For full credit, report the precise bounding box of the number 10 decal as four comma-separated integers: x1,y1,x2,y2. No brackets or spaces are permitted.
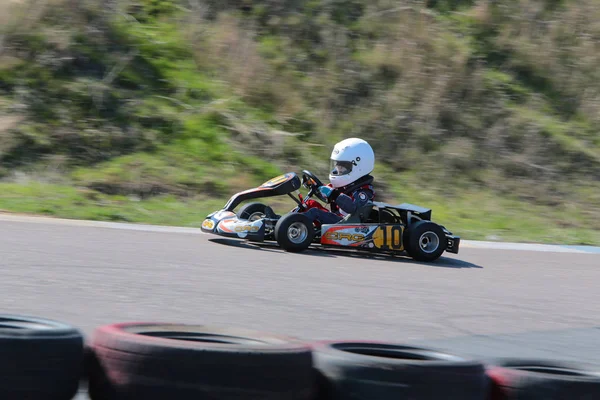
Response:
373,225,404,250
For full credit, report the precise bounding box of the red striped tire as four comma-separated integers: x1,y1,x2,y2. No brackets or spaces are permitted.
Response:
487,358,600,400
86,322,316,400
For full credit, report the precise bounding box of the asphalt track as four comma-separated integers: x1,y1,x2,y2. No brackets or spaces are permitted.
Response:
2,213,600,376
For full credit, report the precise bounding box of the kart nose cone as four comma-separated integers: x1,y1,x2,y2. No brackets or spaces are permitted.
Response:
201,219,216,231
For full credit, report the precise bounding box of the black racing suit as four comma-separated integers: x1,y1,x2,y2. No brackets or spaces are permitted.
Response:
303,175,375,224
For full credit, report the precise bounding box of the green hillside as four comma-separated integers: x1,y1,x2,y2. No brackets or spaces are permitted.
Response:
0,0,598,244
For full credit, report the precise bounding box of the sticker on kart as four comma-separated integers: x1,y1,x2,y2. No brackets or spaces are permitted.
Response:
213,210,235,220
260,173,294,188
321,224,405,251
202,219,215,230
217,218,264,238
372,225,405,251
321,225,379,247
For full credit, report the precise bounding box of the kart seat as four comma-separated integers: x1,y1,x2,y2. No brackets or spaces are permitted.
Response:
340,203,376,224
379,208,399,224
339,203,399,224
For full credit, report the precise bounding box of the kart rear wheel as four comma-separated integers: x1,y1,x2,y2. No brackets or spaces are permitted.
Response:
404,220,446,262
275,213,314,252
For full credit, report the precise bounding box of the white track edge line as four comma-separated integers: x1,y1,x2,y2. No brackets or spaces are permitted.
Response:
0,212,598,253
0,213,205,234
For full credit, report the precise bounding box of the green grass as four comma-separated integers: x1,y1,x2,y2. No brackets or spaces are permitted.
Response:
1,179,598,246
0,182,224,226
0,0,598,246
395,186,600,246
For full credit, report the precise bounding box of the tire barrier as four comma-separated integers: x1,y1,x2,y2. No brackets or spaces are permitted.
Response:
310,341,489,400
86,322,316,400
486,358,600,400
2,313,600,400
0,314,85,400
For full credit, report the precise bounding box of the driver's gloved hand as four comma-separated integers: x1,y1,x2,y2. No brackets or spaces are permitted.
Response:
319,186,340,202
319,186,333,198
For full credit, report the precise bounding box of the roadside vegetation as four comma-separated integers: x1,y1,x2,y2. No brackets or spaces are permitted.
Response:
0,0,598,244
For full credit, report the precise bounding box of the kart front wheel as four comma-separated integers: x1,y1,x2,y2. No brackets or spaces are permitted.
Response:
274,213,314,252
237,202,271,221
405,220,446,262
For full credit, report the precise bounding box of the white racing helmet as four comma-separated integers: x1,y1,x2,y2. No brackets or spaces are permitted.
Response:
329,138,375,189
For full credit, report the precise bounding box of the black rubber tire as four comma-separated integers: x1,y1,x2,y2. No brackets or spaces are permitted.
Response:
237,202,271,220
0,314,85,400
311,341,489,400
402,227,414,258
486,358,600,400
87,322,316,400
274,213,315,252
404,220,446,262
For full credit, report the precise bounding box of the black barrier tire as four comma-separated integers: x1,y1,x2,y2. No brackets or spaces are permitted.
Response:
0,314,85,400
486,358,600,400
87,322,316,400
311,341,489,400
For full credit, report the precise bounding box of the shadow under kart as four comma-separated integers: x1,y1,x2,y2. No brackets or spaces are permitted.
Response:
200,171,460,262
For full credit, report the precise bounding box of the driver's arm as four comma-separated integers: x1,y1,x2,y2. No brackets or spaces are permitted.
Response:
333,189,373,214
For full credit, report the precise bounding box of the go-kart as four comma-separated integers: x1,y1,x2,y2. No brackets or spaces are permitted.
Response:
201,171,460,262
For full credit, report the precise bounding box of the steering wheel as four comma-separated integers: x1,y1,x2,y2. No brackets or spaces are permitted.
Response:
301,170,328,202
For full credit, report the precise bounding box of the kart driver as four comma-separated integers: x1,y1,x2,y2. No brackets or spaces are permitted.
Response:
302,137,376,225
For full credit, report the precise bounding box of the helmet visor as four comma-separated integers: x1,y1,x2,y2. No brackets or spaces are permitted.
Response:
330,160,353,176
